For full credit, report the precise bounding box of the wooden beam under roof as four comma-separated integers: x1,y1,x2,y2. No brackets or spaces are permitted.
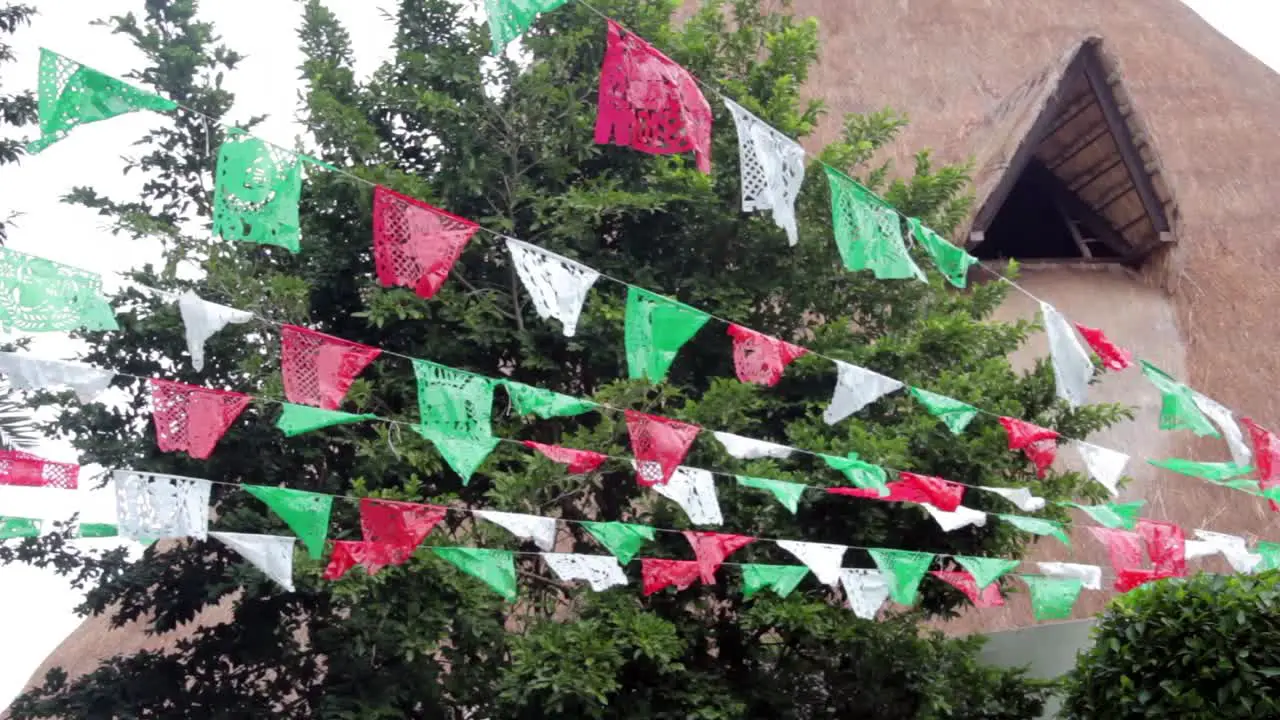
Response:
1023,160,1131,258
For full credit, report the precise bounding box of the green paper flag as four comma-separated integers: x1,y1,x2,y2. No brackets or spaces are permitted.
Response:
28,48,177,154
0,248,119,332
737,476,807,514
1148,458,1253,481
624,288,711,382
824,165,924,281
502,381,597,419
212,131,304,252
909,387,979,435
243,485,334,559
1254,541,1280,572
954,555,1021,589
822,454,889,494
415,425,500,486
1219,478,1263,492
78,523,119,538
908,218,978,288
741,564,809,599
276,403,376,437
1021,575,1083,621
433,547,517,601
483,0,570,54
1064,500,1144,530
581,521,655,564
868,548,935,605
414,359,496,440
0,516,40,539
997,514,1071,546
1139,361,1220,437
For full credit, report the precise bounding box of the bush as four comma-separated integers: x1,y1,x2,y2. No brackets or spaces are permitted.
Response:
1061,571,1280,718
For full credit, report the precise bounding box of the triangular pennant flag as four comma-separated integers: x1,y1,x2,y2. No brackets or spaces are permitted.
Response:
0,352,113,402
0,516,41,539
723,98,806,245
1115,567,1166,593
595,20,713,173
868,548,935,605
1183,539,1219,562
522,441,608,474
210,531,296,591
652,467,723,525
641,558,703,595
736,475,807,514
931,570,1004,608
840,568,891,619
371,185,479,298
1089,526,1145,574
907,218,977,288
1137,518,1187,578
1075,323,1133,371
504,238,600,337
997,513,1071,546
828,479,946,508
483,0,570,54
414,360,496,440
713,432,794,460
1066,500,1144,530
1253,541,1280,572
281,325,381,411
27,48,177,154
149,379,250,460
924,504,988,532
624,288,711,382
1041,302,1094,407
823,165,923,281
1021,575,1083,620
580,521,655,564
0,450,78,489
625,410,701,487
1149,457,1252,481
323,540,411,579
1037,562,1103,590
212,131,303,252
908,387,978,435
741,564,809,599
998,417,1060,477
359,498,447,549
898,471,964,512
415,424,500,485
683,531,755,584
726,324,807,387
177,292,253,371
1139,361,1220,437
978,486,1045,512
475,510,558,551
1191,392,1253,466
276,403,375,437
0,248,118,332
112,470,212,541
243,485,334,559
1192,530,1261,573
1074,441,1128,496
954,555,1021,590
823,360,904,424
78,523,118,538
774,540,845,585
821,454,889,495
433,547,517,601
502,380,596,419
1241,417,1280,511
541,553,628,591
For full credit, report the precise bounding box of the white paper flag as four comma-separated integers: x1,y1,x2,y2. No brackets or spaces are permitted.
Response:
1183,540,1219,562
210,531,296,591
541,552,628,591
723,98,807,246
774,540,846,585
652,466,723,525
923,504,988,532
712,431,794,460
177,291,253,372
978,486,1046,512
839,568,890,620
1191,392,1252,467
1192,529,1261,573
1037,562,1102,590
0,352,114,402
823,361,903,425
1041,302,1093,407
475,510,558,551
113,469,212,542
1074,441,1128,496
505,238,601,337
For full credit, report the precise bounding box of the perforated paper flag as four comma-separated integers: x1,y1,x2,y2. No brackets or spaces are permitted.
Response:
897,472,964,512
372,186,479,299
641,558,703,595
414,359,496,439
1137,518,1187,578
243,485,334,560
281,325,381,411
113,469,212,542
1074,441,1128,496
626,410,700,487
684,531,754,584
908,387,978,435
723,98,806,245
1149,457,1252,481
908,218,977,288
505,238,599,337
775,540,845,585
924,504,988,532
433,547,517,601
999,416,1060,477
1037,562,1102,590
178,292,253,371
727,324,807,387
415,424,500,485
1021,575,1082,620
78,523,118,538
997,514,1070,546
713,432,793,460
736,475,807,514
625,288,710,382
1089,526,1144,575
476,510,558,552
522,441,608,474
502,380,596,419
541,553,628,591
150,379,250,460
0,450,78,489
483,0,570,54
0,353,113,402
276,404,375,437
1255,542,1280,572
932,570,1004,608
821,454,889,495
1139,361,1220,437
840,568,890,619
652,466,723,525
868,548,935,605
324,540,411,579
359,498,447,550
1191,530,1261,573
210,532,296,592
0,516,41,539
212,132,302,252
823,360,904,424
741,564,809,599
0,248,118,332
954,555,1020,590
1241,417,1280,511
1191,392,1252,467
1041,302,1093,407
595,20,713,173
977,486,1045,512
1075,323,1133,371
1067,500,1143,530
824,165,923,281
580,521,654,564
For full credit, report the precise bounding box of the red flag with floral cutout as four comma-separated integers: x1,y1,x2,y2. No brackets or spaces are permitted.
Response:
359,498,447,550
683,531,755,584
999,417,1060,477
1075,323,1133,371
1089,526,1144,575
323,540,412,580
641,558,703,595
280,325,381,410
0,450,78,489
727,324,807,387
625,410,701,486
150,379,250,460
1136,518,1187,578
1241,417,1280,511
521,440,609,474
931,570,1004,608
371,186,479,299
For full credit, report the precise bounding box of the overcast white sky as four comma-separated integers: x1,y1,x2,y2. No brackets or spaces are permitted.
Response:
0,0,1276,709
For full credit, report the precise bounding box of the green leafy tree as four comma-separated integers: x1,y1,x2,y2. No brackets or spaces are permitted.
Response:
5,0,1129,717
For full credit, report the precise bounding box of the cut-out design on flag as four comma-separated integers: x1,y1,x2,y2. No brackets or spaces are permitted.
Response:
360,498,447,550
908,217,977,288
998,417,1060,477
522,441,608,474
281,325,381,410
1041,302,1093,407
178,292,253,371
113,470,211,542
775,540,845,585
541,553,628,591
505,238,599,337
210,532,296,592
0,248,118,332
243,485,334,560
433,547,517,601
1075,323,1133,371
896,472,964,512
824,360,904,425
625,288,710,382
502,380,597,419
414,360,496,439
149,379,250,460
1191,530,1261,573
595,20,713,173
625,410,700,487
824,165,923,280
909,387,978,435
276,404,375,437
1191,392,1252,467
324,540,411,579
1074,441,1128,496
0,516,41,539
475,510,558,552
641,558,703,595
712,432,793,460
1149,457,1252,481
1037,562,1102,590
372,185,479,299
1241,417,1280,511
868,548,935,605
483,0,570,54
821,454,889,494
923,504,987,532
741,564,809,599
415,425,500,486
652,466,723,525
727,324,807,387
997,514,1071,546
723,98,806,245
840,568,890,619
0,353,113,402
683,531,754,584
0,450,78,489
977,486,1045,512
1021,575,1082,620
1066,500,1144,530
954,555,1020,590
1139,361,1220,437
932,570,1004,608
736,475,806,514
1089,526,1145,579
580,521,654,564
212,131,303,252
1137,518,1187,578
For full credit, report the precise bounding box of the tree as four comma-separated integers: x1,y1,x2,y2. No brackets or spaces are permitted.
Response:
5,0,1127,716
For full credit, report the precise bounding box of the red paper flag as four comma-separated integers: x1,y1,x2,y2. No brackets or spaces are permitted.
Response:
1089,526,1145,574
323,540,412,580
625,410,701,487
594,20,713,174
999,417,1060,477
1115,567,1164,593
931,570,1005,608
1136,518,1187,578
150,379,250,460
682,531,755,584
1075,323,1133,371
828,480,932,505
898,472,965,512
521,441,609,474
359,498,447,550
1241,417,1280,511
641,558,703,595
371,185,480,299
0,450,78,489
280,325,381,410
727,325,807,387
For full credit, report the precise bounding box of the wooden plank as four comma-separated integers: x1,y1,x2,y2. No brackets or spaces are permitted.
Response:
1025,160,1130,257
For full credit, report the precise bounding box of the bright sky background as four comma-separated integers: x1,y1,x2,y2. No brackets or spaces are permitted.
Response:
0,0,1276,709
